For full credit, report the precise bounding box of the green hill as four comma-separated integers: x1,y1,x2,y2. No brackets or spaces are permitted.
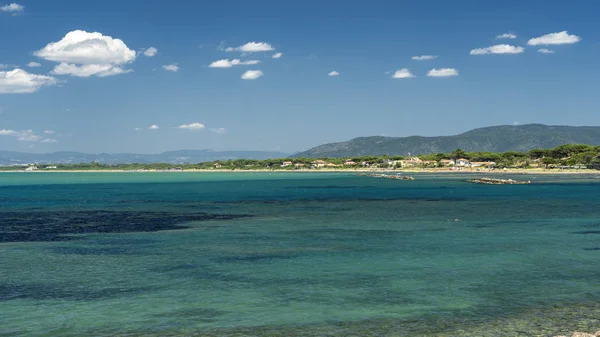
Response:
292,124,600,158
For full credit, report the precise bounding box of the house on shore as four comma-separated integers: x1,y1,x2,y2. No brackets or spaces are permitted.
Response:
440,159,455,166
25,166,38,171
312,160,328,168
343,160,357,166
455,158,470,167
281,161,293,167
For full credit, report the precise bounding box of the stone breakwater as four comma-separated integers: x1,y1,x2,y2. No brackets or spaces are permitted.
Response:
356,173,415,180
467,177,531,185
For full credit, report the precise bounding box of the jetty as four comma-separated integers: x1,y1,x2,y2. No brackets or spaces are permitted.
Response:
467,178,531,185
357,173,415,180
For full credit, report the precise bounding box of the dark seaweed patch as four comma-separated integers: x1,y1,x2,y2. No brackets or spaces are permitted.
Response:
0,210,250,243
571,230,600,235
583,247,600,251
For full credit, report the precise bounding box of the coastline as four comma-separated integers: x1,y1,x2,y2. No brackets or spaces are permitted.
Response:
1,168,599,174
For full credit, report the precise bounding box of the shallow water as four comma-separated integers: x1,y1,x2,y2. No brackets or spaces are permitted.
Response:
1,172,599,336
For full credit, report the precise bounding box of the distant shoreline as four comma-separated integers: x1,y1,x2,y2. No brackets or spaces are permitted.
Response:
1,168,599,175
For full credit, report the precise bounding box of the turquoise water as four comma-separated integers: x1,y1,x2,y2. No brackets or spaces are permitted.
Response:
1,172,600,336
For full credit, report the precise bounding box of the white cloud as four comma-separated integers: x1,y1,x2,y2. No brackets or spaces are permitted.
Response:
210,128,226,134
27,62,42,68
0,129,54,142
143,47,158,57
427,68,459,77
0,69,57,94
527,31,581,46
162,64,179,72
496,33,517,39
178,122,205,130
149,125,159,130
538,48,555,54
328,71,339,76
51,63,132,77
241,70,263,80
411,55,437,61
208,59,260,68
0,129,17,136
470,44,525,55
226,42,274,52
44,130,54,134
134,127,142,131
272,52,283,59
0,3,23,12
34,30,136,77
16,130,40,142
392,68,415,79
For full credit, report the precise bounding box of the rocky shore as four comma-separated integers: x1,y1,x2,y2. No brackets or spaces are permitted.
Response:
467,177,531,185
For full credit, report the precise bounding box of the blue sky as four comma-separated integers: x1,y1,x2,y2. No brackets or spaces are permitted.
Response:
1,0,599,154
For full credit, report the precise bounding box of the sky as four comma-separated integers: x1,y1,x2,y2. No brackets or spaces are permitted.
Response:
1,0,600,154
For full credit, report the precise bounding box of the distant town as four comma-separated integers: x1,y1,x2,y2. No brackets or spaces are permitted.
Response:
2,144,599,172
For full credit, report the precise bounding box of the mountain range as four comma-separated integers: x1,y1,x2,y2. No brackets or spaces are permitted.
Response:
292,124,600,158
0,150,288,166
3,124,600,164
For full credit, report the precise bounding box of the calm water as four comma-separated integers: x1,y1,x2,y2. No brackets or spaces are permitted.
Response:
1,172,600,336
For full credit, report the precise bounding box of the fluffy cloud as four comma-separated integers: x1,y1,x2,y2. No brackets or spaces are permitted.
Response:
143,47,158,57
328,71,340,76
1,129,56,142
208,59,260,68
0,69,57,94
226,42,274,52
27,62,41,68
411,55,437,61
0,129,17,136
34,30,136,77
51,63,132,77
470,44,525,55
527,31,581,46
0,3,23,12
272,52,283,59
392,68,415,79
16,130,40,142
210,128,226,134
538,48,555,54
149,125,159,130
241,70,263,80
427,68,459,77
496,33,517,39
162,64,179,72
178,123,205,130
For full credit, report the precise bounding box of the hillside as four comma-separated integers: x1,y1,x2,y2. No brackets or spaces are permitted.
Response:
292,124,600,158
0,149,288,166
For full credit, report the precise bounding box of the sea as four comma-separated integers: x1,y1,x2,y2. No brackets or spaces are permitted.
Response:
1,172,599,336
